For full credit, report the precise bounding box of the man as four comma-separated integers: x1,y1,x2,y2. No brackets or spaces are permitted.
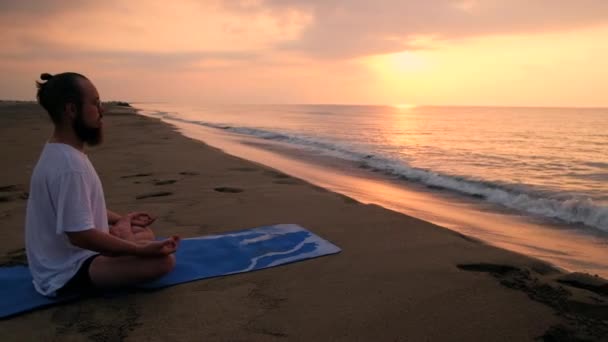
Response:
25,72,179,297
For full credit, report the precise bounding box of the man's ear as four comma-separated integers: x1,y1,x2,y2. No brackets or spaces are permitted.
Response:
64,102,77,120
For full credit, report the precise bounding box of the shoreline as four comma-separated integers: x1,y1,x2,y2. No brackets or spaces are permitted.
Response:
1,102,607,340
137,104,608,279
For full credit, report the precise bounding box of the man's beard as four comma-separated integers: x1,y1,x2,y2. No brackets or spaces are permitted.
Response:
73,111,103,146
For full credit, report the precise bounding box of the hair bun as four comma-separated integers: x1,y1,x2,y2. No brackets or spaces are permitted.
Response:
40,73,53,81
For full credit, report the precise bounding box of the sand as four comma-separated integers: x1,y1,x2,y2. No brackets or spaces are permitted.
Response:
0,101,607,341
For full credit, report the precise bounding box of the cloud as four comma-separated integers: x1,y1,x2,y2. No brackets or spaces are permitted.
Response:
0,37,258,72
0,0,309,72
0,0,608,103
0,0,94,13
224,0,608,58
3,0,608,63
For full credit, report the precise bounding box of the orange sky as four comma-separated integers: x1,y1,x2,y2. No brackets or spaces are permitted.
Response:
1,0,608,107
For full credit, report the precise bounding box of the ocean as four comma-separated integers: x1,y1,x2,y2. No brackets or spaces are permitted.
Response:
135,103,608,277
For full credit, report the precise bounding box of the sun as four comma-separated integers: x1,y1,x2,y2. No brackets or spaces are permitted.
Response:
386,51,429,73
393,103,417,110
364,51,429,75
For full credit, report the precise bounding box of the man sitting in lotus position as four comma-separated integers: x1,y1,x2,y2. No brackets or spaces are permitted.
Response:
25,72,179,297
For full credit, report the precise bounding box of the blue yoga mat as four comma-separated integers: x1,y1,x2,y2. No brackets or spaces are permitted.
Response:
0,224,340,319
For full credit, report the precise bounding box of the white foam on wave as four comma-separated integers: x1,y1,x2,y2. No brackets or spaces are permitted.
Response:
147,112,608,232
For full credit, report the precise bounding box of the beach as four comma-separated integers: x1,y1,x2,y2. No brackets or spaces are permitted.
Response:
1,102,607,341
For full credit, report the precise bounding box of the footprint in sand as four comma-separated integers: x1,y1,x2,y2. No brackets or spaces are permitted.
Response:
459,262,608,340
135,191,173,200
214,187,243,193
179,171,200,176
457,263,519,276
0,185,19,192
135,179,177,185
265,170,291,179
265,171,305,186
152,179,177,186
0,184,27,202
557,273,608,296
121,173,153,179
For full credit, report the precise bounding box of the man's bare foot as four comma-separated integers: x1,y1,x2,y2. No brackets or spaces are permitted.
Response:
132,225,155,241
110,215,135,241
135,236,180,256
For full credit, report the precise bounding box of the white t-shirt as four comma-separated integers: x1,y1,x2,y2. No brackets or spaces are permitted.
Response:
25,143,109,296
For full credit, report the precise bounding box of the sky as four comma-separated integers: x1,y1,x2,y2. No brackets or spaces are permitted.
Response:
1,0,608,107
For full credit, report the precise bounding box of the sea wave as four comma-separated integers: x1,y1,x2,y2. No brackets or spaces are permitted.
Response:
144,111,608,232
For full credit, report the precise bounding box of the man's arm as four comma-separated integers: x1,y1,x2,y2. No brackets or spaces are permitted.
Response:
66,229,179,257
67,229,137,256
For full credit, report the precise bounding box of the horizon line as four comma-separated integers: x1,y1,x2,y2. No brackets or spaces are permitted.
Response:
2,98,607,110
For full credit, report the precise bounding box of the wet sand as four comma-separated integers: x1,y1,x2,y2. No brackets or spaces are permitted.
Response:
1,101,607,341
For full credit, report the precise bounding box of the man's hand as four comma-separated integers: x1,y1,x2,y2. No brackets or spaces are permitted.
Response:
135,236,180,257
129,212,156,227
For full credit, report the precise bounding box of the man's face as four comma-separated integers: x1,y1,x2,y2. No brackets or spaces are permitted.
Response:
73,78,104,146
